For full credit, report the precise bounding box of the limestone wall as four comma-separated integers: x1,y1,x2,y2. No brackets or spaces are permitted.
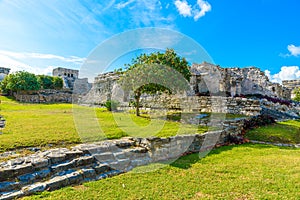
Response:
282,80,300,99
191,63,291,99
140,95,261,116
14,90,73,103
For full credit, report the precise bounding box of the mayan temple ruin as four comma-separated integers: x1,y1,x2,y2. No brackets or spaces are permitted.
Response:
80,62,292,105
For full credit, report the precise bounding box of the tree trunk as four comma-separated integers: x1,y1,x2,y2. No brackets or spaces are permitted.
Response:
135,90,141,116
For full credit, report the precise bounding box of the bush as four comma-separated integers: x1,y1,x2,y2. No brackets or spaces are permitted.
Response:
104,100,119,111
37,75,63,90
1,71,41,94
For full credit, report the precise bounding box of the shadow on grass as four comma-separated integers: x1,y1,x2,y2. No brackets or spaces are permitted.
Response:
170,143,299,170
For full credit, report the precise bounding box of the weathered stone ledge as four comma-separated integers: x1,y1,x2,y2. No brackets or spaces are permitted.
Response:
0,127,236,200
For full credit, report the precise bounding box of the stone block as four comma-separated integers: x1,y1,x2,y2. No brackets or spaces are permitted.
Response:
31,158,49,169
51,160,76,172
94,164,111,174
66,171,83,185
80,168,96,179
22,183,46,195
94,152,115,162
0,181,20,193
75,156,95,167
47,153,66,164
46,176,69,191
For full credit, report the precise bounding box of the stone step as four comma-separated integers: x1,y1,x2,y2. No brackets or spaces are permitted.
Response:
0,164,120,200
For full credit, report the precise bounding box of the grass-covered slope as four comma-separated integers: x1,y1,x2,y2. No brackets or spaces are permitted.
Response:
24,144,300,200
246,120,300,144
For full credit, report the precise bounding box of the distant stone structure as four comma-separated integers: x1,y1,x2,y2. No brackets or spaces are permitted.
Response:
79,72,121,104
191,62,291,99
52,67,79,90
282,80,300,99
52,67,91,94
0,67,10,81
81,62,292,107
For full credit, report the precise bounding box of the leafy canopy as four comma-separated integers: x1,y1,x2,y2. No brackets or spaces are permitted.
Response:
119,48,191,116
1,71,63,94
1,71,40,93
122,48,191,94
37,75,63,90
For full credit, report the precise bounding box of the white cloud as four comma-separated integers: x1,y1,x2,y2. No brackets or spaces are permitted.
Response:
265,66,300,83
0,50,85,65
0,50,84,75
174,0,192,17
174,0,211,21
116,0,135,9
194,0,212,21
287,44,300,57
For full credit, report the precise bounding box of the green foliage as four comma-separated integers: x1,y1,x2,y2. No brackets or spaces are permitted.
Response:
37,75,63,89
0,75,10,93
293,87,300,102
120,48,191,116
1,71,40,93
0,72,63,94
37,75,53,89
103,100,119,111
53,77,63,89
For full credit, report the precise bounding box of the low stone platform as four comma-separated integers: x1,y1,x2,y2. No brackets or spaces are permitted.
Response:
0,131,226,200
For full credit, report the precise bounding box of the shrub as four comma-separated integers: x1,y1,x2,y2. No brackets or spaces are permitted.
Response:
104,100,119,111
1,71,41,94
37,75,63,90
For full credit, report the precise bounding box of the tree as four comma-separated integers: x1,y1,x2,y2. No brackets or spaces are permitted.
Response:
37,75,63,89
119,49,191,116
293,88,300,102
53,77,63,90
37,75,54,89
1,71,40,94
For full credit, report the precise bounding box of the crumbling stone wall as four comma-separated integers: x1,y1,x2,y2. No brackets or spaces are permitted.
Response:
14,90,74,103
79,72,121,104
282,80,300,99
191,62,291,99
140,95,261,116
0,67,10,82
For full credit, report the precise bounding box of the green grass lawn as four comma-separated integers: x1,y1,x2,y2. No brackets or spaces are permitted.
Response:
23,144,300,200
246,120,300,144
0,96,205,152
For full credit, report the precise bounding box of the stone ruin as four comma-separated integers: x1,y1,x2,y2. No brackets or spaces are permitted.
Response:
80,62,292,105
52,67,91,93
191,62,291,99
282,80,300,99
0,67,10,82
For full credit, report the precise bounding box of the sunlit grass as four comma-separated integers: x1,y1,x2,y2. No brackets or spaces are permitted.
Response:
0,96,206,152
246,120,300,144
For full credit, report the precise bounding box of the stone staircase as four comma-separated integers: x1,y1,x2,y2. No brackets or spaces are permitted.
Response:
0,138,152,200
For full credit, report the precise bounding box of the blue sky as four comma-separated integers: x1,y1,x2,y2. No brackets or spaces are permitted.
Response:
0,0,299,83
